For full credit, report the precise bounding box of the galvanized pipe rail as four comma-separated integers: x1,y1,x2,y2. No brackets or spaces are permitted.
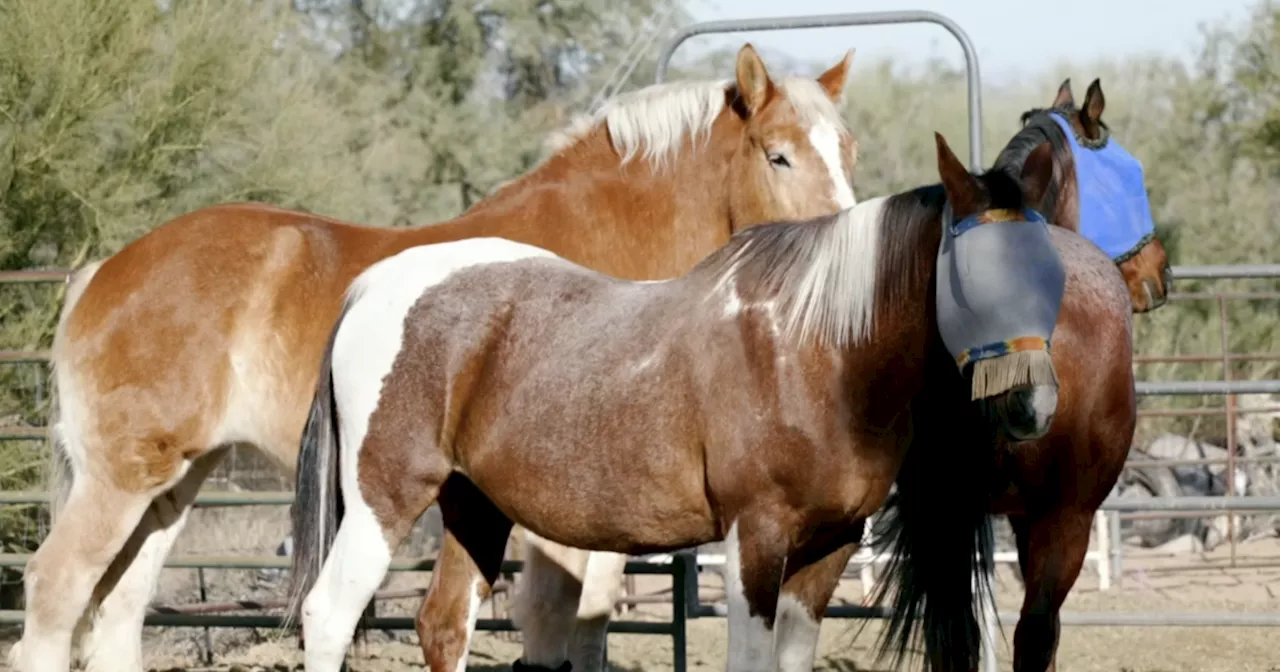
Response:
0,555,696,671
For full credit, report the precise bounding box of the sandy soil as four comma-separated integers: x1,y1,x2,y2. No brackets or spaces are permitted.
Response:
4,506,1280,672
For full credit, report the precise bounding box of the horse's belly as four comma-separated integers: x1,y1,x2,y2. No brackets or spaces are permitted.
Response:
465,439,716,555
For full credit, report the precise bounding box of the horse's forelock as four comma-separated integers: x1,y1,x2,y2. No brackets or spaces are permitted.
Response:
777,77,848,134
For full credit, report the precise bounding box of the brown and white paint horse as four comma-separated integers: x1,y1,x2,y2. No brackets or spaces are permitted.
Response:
10,45,859,672
532,77,1173,672
285,131,1063,672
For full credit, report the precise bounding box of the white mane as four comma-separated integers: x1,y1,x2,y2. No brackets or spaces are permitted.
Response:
540,76,849,170
710,196,886,349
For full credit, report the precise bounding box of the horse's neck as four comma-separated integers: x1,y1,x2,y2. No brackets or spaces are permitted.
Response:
823,195,945,429
999,122,1080,234
390,120,738,279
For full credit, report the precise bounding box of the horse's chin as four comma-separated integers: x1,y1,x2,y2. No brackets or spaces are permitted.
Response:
978,383,1059,442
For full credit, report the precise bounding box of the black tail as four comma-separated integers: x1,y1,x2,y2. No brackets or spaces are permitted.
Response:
283,300,351,632
864,348,1001,672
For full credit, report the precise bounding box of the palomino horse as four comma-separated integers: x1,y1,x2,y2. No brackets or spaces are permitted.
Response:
512,77,1175,672
10,45,859,672
866,79,1152,672
286,130,1068,672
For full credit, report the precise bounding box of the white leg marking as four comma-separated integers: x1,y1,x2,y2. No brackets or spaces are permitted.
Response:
453,575,485,672
80,504,193,672
577,551,628,620
774,593,821,672
808,121,857,209
299,484,393,672
724,521,774,672
80,451,223,672
13,482,154,672
300,364,394,672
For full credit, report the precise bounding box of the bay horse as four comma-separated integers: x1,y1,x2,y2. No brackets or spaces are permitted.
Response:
511,77,1173,672
866,78,1151,672
286,130,1067,672
9,44,860,672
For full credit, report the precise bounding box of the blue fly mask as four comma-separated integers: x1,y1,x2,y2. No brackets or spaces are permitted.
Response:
935,205,1067,400
1049,111,1156,261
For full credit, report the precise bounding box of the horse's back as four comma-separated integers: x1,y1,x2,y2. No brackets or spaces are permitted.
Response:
61,203,388,339
1050,227,1134,322
1049,226,1134,353
333,237,568,426
346,237,564,308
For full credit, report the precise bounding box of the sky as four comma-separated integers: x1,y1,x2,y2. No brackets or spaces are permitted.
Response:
670,0,1255,85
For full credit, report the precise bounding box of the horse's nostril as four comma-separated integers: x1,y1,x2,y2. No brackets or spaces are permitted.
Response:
1162,265,1174,294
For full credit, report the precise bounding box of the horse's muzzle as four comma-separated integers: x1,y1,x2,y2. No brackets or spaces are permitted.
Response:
978,383,1059,442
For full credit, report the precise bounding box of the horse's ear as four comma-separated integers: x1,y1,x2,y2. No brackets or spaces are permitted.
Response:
816,49,854,102
935,132,983,218
735,43,776,118
1021,141,1055,212
1081,78,1106,138
1052,78,1074,108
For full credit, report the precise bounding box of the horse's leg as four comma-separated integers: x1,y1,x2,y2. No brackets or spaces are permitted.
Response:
300,465,445,672
11,470,160,672
724,516,792,672
413,477,514,672
568,550,629,672
773,524,863,672
78,448,229,672
1010,508,1094,672
507,531,589,671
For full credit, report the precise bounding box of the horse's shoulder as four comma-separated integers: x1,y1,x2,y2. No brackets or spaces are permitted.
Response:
1048,226,1131,319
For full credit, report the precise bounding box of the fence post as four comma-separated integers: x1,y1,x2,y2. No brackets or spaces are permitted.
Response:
1094,510,1111,591
671,551,693,672
1108,511,1123,586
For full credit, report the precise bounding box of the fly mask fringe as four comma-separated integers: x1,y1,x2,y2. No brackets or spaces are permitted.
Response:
970,349,1058,400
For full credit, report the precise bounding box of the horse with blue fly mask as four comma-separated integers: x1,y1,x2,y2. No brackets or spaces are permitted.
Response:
867,78,1152,672
995,77,1171,313
283,131,1066,672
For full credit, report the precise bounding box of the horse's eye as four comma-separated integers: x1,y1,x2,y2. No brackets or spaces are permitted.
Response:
767,152,791,168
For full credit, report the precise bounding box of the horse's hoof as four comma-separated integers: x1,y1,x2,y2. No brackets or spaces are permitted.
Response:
512,659,572,672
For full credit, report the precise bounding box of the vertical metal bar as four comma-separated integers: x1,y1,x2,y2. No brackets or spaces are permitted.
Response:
1108,511,1124,587
34,365,44,420
1219,295,1238,567
653,11,984,169
1094,510,1111,591
671,552,690,672
197,567,213,665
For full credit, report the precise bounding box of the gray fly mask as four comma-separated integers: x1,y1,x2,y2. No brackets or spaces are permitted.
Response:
935,205,1067,400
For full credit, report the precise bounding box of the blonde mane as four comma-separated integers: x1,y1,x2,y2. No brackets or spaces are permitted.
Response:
540,76,848,170
701,196,886,349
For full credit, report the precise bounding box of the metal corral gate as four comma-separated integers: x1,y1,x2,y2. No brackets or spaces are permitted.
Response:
2,11,1280,672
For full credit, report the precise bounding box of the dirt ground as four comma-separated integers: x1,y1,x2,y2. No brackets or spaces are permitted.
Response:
4,506,1280,672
